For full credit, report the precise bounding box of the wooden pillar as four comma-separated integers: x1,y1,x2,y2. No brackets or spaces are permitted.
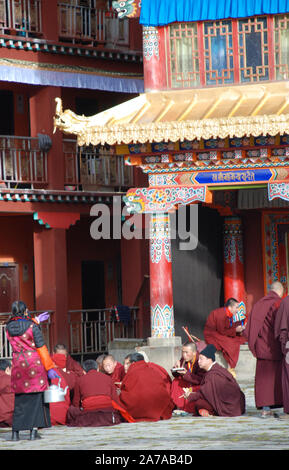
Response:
143,26,167,91
33,227,69,347
223,216,246,303
149,213,175,338
41,0,59,42
29,86,64,190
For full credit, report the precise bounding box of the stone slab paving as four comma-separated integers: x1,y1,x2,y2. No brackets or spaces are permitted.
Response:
0,380,288,451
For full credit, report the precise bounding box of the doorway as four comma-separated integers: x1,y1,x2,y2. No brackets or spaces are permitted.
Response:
0,264,19,313
81,260,105,311
0,91,14,135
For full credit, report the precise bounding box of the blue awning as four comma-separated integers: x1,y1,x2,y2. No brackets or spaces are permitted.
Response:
140,0,289,26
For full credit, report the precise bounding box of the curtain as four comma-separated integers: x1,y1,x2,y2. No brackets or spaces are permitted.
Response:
140,0,289,26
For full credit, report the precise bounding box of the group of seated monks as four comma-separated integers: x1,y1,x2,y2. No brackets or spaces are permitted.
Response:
0,340,246,428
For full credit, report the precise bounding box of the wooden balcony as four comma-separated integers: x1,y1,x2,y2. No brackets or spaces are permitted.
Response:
63,139,134,191
58,2,129,47
0,1,131,49
0,0,42,37
0,135,48,189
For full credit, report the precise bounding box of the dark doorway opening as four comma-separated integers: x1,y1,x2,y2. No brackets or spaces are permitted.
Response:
81,260,105,319
0,91,14,135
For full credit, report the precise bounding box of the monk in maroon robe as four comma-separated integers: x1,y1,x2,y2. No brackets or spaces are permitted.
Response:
171,342,205,414
274,294,289,418
185,344,246,417
53,344,85,378
0,359,14,427
244,282,283,416
67,359,134,426
204,298,246,373
102,355,125,389
119,353,174,422
51,352,77,391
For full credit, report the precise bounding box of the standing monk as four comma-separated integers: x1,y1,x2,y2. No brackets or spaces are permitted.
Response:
203,298,246,376
274,293,289,419
244,281,283,417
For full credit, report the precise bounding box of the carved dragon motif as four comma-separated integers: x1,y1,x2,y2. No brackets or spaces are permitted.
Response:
112,0,141,19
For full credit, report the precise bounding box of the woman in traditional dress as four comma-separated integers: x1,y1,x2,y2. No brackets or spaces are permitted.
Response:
6,300,59,440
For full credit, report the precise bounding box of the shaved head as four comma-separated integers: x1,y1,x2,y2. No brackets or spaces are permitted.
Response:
270,281,284,297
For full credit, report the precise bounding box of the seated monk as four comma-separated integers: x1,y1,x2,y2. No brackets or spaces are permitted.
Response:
184,344,246,417
51,351,77,393
119,353,174,422
203,298,246,376
0,359,14,427
102,354,125,389
171,342,205,414
53,343,85,378
66,359,134,426
96,354,106,373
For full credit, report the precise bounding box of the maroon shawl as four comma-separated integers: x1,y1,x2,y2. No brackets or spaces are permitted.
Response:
244,291,282,359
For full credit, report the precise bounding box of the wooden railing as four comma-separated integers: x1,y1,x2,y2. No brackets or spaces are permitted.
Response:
0,0,42,37
1,307,140,360
0,136,48,189
0,1,129,47
58,3,129,46
63,139,133,191
68,307,139,359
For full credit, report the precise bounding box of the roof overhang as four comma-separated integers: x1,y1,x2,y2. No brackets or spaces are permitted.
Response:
54,81,289,147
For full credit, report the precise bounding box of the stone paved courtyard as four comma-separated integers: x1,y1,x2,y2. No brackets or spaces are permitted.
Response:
0,379,288,451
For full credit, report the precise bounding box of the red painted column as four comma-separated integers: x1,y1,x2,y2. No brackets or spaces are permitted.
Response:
223,217,246,303
29,86,64,190
41,0,59,42
33,226,69,348
143,26,167,91
149,212,175,337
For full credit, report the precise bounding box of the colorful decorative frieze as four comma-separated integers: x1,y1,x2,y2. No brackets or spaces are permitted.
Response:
268,182,289,202
223,217,245,303
223,218,244,265
151,304,175,338
148,168,289,187
149,212,175,339
150,213,171,264
124,147,289,176
123,185,210,214
143,27,160,62
118,134,289,156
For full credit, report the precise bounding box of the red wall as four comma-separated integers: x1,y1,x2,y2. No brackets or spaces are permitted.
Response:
0,215,35,309
66,216,121,310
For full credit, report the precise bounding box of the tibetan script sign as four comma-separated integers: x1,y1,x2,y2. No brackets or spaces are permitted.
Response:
194,168,277,185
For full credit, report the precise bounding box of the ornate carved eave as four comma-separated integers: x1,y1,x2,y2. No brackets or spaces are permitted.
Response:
54,82,289,146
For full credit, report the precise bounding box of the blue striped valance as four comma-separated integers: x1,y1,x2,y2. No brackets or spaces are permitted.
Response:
0,59,144,94
140,0,289,26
